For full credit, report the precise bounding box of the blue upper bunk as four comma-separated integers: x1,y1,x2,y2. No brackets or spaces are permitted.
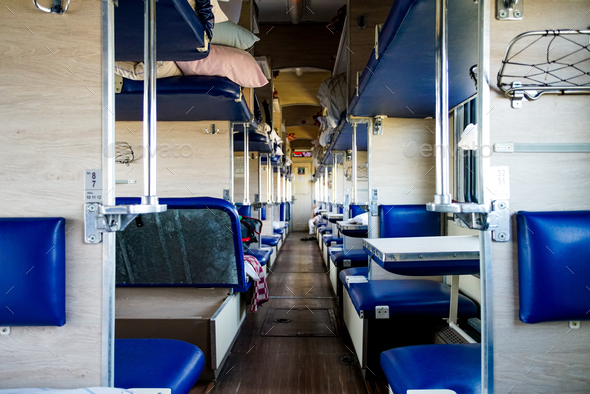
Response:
348,0,478,118
116,76,252,122
115,0,213,61
330,121,368,151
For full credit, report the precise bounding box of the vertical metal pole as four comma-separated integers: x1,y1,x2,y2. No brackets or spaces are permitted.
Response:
229,123,235,204
258,154,263,207
243,124,250,205
101,0,115,385
142,0,158,205
352,122,358,204
333,154,338,205
266,154,272,204
324,166,329,206
477,1,493,393
434,0,452,205
270,166,274,203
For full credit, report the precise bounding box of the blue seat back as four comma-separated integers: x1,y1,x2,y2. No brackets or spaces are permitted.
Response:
116,197,247,291
338,206,344,214
350,205,365,218
0,218,66,326
280,202,286,221
261,205,267,220
517,211,590,323
238,204,251,217
379,205,441,238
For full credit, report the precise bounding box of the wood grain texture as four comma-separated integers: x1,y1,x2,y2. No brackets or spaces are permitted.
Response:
0,0,103,387
274,71,332,107
116,287,230,319
348,0,396,98
255,24,342,70
371,118,436,205
115,121,230,199
189,232,373,394
489,1,590,392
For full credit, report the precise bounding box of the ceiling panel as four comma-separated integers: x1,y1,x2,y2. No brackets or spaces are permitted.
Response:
256,0,345,23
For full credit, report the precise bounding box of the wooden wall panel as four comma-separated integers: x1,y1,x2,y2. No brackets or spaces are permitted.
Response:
233,152,260,204
489,1,590,392
0,0,103,387
371,118,436,205
255,24,341,70
348,0,395,98
115,122,230,199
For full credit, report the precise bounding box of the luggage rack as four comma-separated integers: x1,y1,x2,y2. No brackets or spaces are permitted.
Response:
497,29,590,108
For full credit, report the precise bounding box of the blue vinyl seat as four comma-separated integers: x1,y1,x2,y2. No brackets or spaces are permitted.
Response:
323,236,343,246
274,228,284,235
339,267,369,287
261,235,281,247
381,344,481,394
115,338,205,394
246,248,273,267
318,227,331,235
348,280,478,319
330,249,369,268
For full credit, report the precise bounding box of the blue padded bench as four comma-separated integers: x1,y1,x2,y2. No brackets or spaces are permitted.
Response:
339,267,369,287
332,259,370,308
115,0,212,61
342,279,478,382
323,236,343,246
330,248,368,267
317,222,327,227
116,76,252,122
381,343,481,394
348,0,477,118
348,280,477,319
246,247,272,267
0,217,66,327
262,235,281,247
115,338,205,394
274,228,284,235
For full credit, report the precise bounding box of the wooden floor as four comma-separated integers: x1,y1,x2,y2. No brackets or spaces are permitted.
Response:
191,232,381,394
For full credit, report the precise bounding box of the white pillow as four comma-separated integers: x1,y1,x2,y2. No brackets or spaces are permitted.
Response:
218,0,243,24
114,61,183,80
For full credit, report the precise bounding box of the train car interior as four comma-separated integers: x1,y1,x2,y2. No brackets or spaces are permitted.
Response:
1,0,589,393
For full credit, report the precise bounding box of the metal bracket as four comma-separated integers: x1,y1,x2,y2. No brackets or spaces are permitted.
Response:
33,0,70,14
223,189,231,203
343,259,352,268
84,203,167,244
370,189,379,217
374,23,384,59
253,194,261,211
375,305,390,319
509,82,525,108
453,200,511,242
496,0,523,20
373,116,385,135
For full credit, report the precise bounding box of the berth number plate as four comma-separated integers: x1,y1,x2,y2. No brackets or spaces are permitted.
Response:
488,166,510,200
85,169,102,203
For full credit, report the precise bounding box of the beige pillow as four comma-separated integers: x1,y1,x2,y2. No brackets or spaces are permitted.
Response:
187,0,229,23
114,61,183,80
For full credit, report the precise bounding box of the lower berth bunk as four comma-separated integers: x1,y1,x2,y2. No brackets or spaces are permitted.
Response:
114,197,258,382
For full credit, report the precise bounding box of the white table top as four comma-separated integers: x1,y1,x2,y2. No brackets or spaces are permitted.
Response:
363,235,480,262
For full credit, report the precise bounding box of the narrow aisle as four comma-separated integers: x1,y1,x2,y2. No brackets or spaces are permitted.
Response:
198,232,367,394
